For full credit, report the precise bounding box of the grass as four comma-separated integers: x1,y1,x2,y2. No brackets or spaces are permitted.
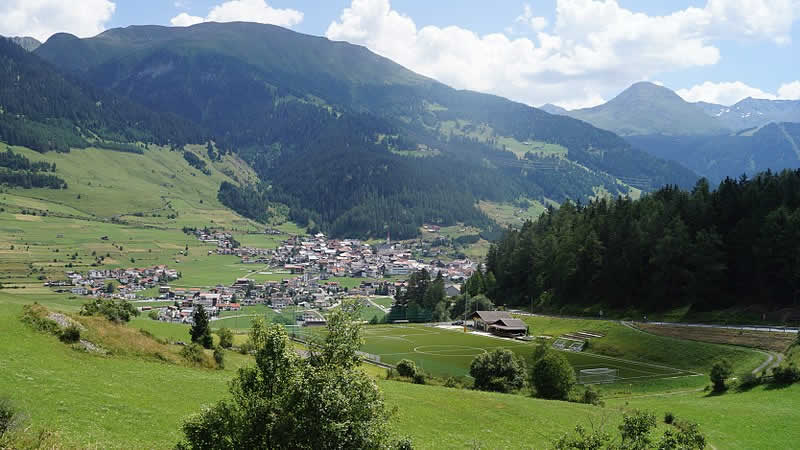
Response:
352,325,699,385
1,290,796,449
477,199,546,228
518,315,763,375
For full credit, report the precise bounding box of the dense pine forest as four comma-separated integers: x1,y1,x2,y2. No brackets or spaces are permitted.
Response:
485,170,800,312
0,38,203,153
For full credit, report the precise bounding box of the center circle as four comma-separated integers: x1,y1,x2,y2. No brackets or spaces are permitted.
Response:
414,345,488,356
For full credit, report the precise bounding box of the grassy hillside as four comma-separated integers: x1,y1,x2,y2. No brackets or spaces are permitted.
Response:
1,143,260,228
1,291,797,449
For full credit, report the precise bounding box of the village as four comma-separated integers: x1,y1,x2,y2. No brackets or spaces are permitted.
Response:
46,228,478,327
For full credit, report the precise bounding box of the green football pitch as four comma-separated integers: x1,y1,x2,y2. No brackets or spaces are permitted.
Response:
297,324,698,383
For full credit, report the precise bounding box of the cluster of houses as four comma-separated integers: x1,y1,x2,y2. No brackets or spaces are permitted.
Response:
266,233,477,282
46,265,180,299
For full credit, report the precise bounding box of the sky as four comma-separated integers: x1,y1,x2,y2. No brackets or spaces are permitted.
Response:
1,0,799,109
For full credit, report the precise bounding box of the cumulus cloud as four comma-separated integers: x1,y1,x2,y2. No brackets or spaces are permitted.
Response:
0,0,115,42
778,81,800,99
326,0,799,108
677,80,800,105
170,0,303,28
677,81,778,104
516,4,549,32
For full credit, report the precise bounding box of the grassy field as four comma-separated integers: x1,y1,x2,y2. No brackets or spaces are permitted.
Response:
336,325,697,385
477,199,546,228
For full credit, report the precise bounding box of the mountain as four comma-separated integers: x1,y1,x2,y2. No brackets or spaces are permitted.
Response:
696,98,800,132
9,36,41,51
564,82,730,136
32,23,697,238
627,122,800,182
0,37,203,152
538,103,568,115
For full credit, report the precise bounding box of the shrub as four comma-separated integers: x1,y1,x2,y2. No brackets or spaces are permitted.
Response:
444,376,461,388
20,304,60,334
147,310,159,320
80,299,139,323
531,352,576,400
710,359,732,392
664,412,675,424
469,348,526,393
217,327,234,349
412,372,426,385
580,385,603,406
59,325,81,343
395,359,418,378
181,343,208,366
237,340,253,355
737,372,762,390
772,363,800,384
213,347,225,370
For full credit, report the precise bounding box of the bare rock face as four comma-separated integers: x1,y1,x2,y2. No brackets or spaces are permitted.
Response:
47,312,85,330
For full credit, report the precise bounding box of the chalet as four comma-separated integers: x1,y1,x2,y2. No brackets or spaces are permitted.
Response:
445,284,461,297
469,311,528,337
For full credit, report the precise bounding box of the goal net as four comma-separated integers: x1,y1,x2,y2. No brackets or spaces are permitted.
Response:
578,368,619,384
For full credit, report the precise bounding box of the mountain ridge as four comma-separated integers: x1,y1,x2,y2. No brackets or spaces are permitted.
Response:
563,82,730,136
27,23,697,238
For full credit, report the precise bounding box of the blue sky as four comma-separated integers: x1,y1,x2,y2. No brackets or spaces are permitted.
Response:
2,0,799,108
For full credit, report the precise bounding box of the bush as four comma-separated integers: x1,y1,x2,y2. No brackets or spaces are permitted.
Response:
710,359,732,392
59,325,81,343
20,304,60,334
737,372,762,390
412,372,426,385
148,310,159,320
579,385,603,406
469,348,526,393
217,327,234,349
213,347,225,370
664,412,675,424
80,299,139,323
772,363,800,384
237,340,253,355
444,376,461,388
531,352,576,400
395,359,418,378
181,343,208,366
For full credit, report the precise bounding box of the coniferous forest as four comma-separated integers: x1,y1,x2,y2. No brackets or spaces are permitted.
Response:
485,170,800,311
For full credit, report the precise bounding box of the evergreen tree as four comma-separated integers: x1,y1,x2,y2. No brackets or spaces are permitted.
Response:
190,304,213,349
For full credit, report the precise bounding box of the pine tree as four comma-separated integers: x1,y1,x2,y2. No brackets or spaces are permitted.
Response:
190,304,213,349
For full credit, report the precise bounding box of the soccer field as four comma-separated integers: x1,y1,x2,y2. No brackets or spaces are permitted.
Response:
338,324,696,383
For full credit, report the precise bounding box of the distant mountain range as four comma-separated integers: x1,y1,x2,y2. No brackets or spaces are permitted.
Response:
543,81,800,136
541,82,800,181
9,36,41,51
697,98,800,131
3,22,694,239
542,82,730,136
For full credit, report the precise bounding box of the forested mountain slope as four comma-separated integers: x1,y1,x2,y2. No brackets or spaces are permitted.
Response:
32,23,696,238
0,37,203,152
486,169,800,312
627,122,800,182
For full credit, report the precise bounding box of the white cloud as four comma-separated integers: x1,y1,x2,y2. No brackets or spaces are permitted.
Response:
0,0,115,42
171,0,303,29
676,80,800,105
516,4,549,32
326,0,799,108
677,81,778,104
170,13,204,27
778,81,800,99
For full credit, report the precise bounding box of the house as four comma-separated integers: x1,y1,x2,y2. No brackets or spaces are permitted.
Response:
301,310,327,326
469,311,528,337
444,284,461,297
